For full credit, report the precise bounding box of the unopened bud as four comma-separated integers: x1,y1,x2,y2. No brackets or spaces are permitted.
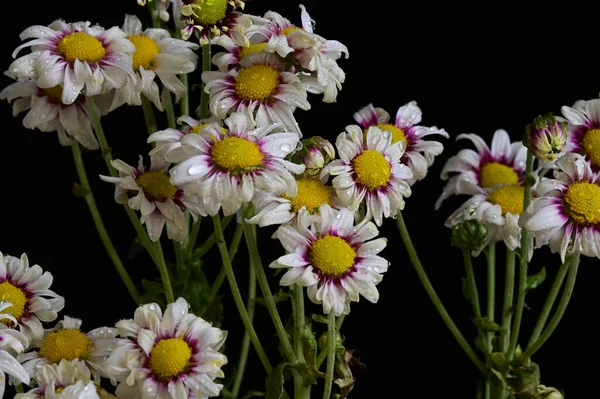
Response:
289,136,336,178
450,219,488,252
524,113,568,162
536,385,563,399
317,331,344,351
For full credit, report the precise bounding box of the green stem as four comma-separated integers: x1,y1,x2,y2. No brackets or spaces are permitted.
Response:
322,311,336,399
197,44,211,119
231,256,257,398
186,217,202,257
336,314,345,330
463,250,488,355
484,379,491,399
195,215,233,258
141,96,158,135
396,212,486,374
292,285,308,399
212,215,273,373
147,0,161,28
316,314,346,370
521,254,579,360
500,249,516,353
154,240,175,303
164,91,177,129
180,73,190,117
486,244,496,351
508,151,535,360
243,221,297,364
71,142,141,305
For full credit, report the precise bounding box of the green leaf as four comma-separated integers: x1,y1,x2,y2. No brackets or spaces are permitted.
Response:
461,277,473,306
272,289,292,304
311,314,329,324
265,362,289,399
334,351,356,399
300,325,325,379
526,267,546,291
474,317,505,332
72,182,90,197
239,392,265,399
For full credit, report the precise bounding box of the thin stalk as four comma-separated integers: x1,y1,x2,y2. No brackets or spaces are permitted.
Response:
463,250,488,355
508,151,535,360
186,216,202,256
292,285,308,398
141,96,158,135
198,44,211,119
396,212,486,374
154,240,175,303
163,91,176,129
71,142,141,304
180,73,190,117
212,215,272,373
231,257,257,398
336,314,346,330
316,314,346,370
322,311,336,399
243,221,297,364
486,244,496,351
195,215,233,258
521,254,579,360
500,249,515,353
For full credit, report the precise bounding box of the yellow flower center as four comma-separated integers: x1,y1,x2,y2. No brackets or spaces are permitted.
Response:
311,235,356,277
487,184,524,215
234,65,280,101
43,85,64,103
149,338,192,380
353,150,391,191
479,162,519,188
136,170,178,202
582,128,600,167
281,26,301,36
377,123,408,145
192,0,228,25
0,281,27,321
39,329,92,363
57,32,106,63
212,137,264,171
238,43,267,60
191,123,228,135
563,182,600,225
282,179,332,213
128,35,160,70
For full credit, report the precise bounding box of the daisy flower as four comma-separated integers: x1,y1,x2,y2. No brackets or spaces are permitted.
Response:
320,125,413,226
0,252,64,345
210,33,281,72
270,205,388,316
8,20,135,105
560,97,600,171
521,153,600,262
108,14,199,112
0,321,30,396
353,102,449,184
147,115,225,163
179,0,251,45
100,154,204,242
0,78,101,150
169,112,305,216
105,297,227,399
15,359,100,399
436,129,527,210
202,52,310,134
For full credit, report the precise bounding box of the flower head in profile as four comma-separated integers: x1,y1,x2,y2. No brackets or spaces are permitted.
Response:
560,97,600,171
289,136,336,180
18,316,118,384
270,205,389,316
105,297,227,399
108,14,199,112
15,359,100,399
436,129,527,210
100,154,204,242
0,320,30,395
321,125,413,226
180,0,251,45
8,20,135,104
0,252,64,345
169,112,305,216
521,153,600,262
0,78,102,150
354,101,449,185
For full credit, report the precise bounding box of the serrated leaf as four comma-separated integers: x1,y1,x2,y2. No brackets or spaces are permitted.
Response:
526,267,546,291
334,351,355,399
72,182,90,197
462,277,473,306
265,362,289,399
300,325,326,379
311,314,328,324
474,317,505,332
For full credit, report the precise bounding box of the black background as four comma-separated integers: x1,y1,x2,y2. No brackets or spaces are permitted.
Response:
1,1,599,398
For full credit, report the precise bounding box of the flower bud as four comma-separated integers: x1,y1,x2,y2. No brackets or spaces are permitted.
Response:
317,331,344,351
450,219,488,252
524,113,568,162
536,385,563,399
290,136,336,179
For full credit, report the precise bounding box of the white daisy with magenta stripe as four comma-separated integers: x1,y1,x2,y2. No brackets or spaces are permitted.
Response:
560,97,600,171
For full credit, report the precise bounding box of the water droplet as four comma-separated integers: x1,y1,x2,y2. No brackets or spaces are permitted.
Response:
280,143,292,152
335,213,342,219
188,164,204,175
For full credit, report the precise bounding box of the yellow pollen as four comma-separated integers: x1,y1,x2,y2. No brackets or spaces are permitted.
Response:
128,35,160,70
310,235,356,277
0,281,27,321
582,128,600,167
234,65,280,101
282,179,332,213
212,136,264,171
57,32,106,63
377,123,408,145
43,85,64,103
564,182,600,225
479,162,519,188
149,338,192,380
353,150,391,191
238,43,267,60
192,0,228,25
39,329,92,363
487,184,524,215
191,123,228,135
136,170,178,202
281,26,301,36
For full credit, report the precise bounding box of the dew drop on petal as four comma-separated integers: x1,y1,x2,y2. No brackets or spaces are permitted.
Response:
188,164,205,175
280,143,292,152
